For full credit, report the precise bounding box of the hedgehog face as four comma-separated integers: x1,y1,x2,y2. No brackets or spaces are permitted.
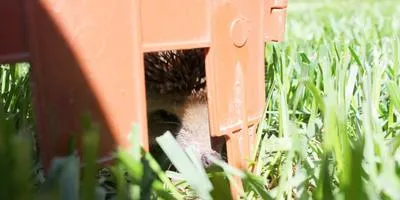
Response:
175,100,222,167
146,94,223,168
144,48,224,168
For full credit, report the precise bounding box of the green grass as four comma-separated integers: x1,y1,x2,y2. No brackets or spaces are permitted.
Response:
260,1,400,199
255,1,400,199
1,0,400,199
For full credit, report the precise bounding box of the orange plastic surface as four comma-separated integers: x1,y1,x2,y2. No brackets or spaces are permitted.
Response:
264,0,288,41
206,0,266,166
141,0,212,52
204,0,267,195
25,0,148,171
0,0,30,63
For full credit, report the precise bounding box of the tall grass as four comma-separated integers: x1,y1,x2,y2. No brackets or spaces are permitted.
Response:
255,0,400,199
1,0,400,199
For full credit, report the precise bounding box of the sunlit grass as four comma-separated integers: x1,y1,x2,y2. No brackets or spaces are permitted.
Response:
252,0,400,199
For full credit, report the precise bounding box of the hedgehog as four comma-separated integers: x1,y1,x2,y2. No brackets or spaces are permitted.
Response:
144,48,226,169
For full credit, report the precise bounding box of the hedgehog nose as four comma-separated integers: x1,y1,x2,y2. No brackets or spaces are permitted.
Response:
200,151,222,168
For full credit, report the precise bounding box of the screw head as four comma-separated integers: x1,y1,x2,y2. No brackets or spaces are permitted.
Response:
230,18,249,48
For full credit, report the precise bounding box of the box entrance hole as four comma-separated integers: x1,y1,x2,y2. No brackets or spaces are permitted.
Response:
143,47,227,169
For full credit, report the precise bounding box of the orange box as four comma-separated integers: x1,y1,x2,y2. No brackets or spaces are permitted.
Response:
0,0,287,196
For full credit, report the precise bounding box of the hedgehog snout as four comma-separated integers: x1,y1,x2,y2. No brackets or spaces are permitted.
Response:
200,150,222,168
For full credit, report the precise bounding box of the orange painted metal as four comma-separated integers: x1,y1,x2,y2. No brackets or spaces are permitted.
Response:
1,0,287,197
0,0,30,63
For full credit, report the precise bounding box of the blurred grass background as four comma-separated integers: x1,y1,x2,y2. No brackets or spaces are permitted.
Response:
1,0,400,199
